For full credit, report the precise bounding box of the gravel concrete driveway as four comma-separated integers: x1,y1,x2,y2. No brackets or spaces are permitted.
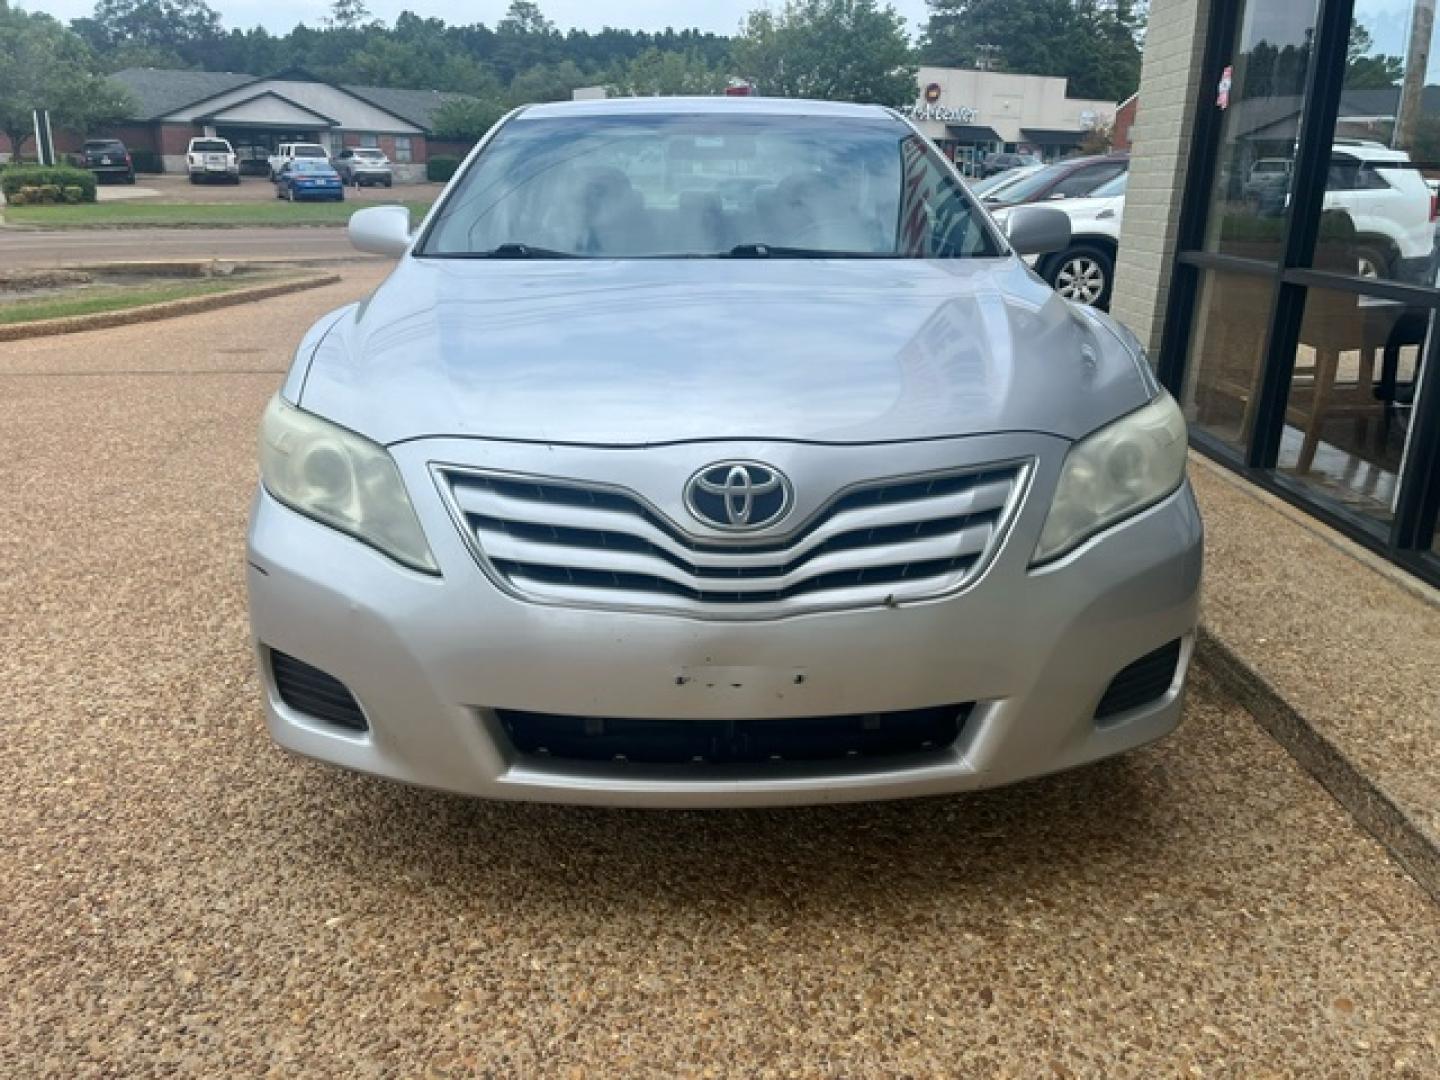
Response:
2,269,1438,1077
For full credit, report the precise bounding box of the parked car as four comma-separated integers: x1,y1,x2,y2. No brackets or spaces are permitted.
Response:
80,138,135,184
235,144,273,177
987,154,1130,209
186,137,240,184
246,98,1201,808
972,163,1045,204
981,151,1040,178
1243,157,1292,205
273,158,345,201
1324,142,1437,282
991,171,1128,309
335,147,394,187
268,142,330,179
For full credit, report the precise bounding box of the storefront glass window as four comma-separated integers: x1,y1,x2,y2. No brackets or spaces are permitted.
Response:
1272,3,1440,530
1275,285,1432,528
1180,268,1278,451
1201,1,1322,263
1318,1,1440,285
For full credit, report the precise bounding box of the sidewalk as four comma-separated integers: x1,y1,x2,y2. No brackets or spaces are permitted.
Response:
1191,456,1440,901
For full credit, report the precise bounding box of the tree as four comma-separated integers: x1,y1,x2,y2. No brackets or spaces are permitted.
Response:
922,0,1144,102
73,0,222,55
430,96,509,142
1346,19,1404,89
508,59,588,103
0,4,134,157
732,0,918,106
607,48,729,97
326,0,372,32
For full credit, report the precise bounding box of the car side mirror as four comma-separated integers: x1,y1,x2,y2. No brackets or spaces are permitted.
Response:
1006,206,1072,256
349,205,412,257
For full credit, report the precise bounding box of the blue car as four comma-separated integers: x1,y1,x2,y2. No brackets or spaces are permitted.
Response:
274,159,344,202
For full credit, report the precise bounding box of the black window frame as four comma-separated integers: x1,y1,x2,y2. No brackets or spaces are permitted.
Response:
1159,0,1440,586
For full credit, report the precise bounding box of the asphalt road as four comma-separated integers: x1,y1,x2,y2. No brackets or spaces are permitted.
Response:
1,271,1437,1075
0,225,372,267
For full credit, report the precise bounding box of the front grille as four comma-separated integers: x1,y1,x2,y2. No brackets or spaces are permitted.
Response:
437,463,1028,616
1094,639,1183,722
496,704,974,766
269,650,368,731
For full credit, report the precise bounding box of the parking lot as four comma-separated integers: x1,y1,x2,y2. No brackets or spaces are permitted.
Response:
2,268,1438,1075
99,171,439,205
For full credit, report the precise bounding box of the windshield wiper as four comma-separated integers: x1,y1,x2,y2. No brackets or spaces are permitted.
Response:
724,243,891,259
453,243,578,259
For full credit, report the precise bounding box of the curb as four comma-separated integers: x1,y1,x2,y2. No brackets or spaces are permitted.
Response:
1195,627,1439,904
0,271,341,342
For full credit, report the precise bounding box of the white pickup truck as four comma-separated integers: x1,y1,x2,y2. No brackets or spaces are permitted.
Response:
267,142,330,179
186,137,240,184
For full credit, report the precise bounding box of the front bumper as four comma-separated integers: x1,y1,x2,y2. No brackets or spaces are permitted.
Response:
246,434,1203,807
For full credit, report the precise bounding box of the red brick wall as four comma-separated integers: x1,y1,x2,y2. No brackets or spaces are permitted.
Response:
159,123,199,156
2,123,164,161
1112,95,1139,153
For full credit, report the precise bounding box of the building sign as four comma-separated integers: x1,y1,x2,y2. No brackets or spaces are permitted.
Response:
901,103,979,123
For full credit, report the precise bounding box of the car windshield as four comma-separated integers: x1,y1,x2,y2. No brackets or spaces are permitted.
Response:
420,112,1002,259
192,140,229,152
972,166,1035,196
354,149,386,159
1091,172,1128,197
290,160,333,174
294,146,328,158
85,140,122,150
990,162,1072,203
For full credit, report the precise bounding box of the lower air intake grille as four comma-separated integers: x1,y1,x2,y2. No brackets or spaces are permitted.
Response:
270,650,368,732
1094,639,1182,722
496,704,974,766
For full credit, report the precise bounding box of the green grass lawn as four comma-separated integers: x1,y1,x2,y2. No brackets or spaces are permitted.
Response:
0,200,432,228
0,273,299,325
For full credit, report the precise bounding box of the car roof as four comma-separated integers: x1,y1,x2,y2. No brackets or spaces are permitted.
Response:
517,96,897,121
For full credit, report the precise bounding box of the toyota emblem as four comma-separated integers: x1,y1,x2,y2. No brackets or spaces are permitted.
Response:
685,462,792,531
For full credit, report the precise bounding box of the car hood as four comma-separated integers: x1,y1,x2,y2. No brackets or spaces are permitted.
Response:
296,256,1152,447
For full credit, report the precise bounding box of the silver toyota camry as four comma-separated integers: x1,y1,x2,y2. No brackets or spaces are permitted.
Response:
247,97,1202,807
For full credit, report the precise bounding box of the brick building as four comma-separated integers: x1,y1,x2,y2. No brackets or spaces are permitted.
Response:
1,68,477,181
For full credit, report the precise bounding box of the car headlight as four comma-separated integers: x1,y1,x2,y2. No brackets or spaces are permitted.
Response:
1033,391,1188,565
259,394,438,573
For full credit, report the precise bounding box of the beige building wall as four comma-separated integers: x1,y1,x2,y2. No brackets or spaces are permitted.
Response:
907,67,1117,145
1111,0,1214,355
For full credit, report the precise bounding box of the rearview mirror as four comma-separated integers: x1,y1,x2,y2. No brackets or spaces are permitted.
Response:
1006,206,1071,256
349,205,412,257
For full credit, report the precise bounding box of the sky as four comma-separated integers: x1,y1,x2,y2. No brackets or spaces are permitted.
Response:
28,0,938,38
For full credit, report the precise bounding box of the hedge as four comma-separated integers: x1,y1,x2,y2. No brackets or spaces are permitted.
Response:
427,155,460,183
1,164,97,204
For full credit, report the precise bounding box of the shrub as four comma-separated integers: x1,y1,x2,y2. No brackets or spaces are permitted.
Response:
61,185,85,204
6,189,28,206
427,155,460,183
1,164,97,204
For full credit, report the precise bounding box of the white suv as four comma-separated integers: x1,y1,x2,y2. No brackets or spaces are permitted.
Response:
268,143,330,179
990,172,1128,309
1325,141,1437,281
186,137,240,184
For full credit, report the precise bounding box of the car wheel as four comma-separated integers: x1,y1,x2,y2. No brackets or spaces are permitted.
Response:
383,177,393,188
1353,244,1390,281
1048,245,1115,309
189,174,198,184
125,172,136,185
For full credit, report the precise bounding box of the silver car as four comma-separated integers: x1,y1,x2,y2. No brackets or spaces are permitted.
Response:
334,147,393,188
247,98,1202,808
